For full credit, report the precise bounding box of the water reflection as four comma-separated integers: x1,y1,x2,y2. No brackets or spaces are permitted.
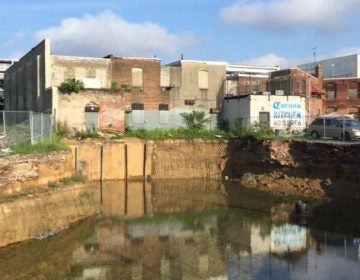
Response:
1,180,360,280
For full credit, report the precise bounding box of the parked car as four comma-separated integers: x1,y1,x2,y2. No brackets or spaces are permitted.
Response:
308,116,360,140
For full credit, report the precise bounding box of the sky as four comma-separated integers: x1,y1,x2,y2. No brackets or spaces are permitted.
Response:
2,0,360,68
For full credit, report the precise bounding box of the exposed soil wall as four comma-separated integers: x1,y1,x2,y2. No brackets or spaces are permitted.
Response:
1,138,360,247
0,184,96,247
0,151,73,198
2,139,360,199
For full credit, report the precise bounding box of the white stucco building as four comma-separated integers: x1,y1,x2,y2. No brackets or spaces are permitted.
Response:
221,94,306,132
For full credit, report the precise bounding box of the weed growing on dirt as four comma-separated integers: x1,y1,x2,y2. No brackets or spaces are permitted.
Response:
10,141,69,155
60,174,86,185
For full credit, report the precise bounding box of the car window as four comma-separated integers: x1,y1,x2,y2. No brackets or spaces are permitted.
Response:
311,118,323,125
344,120,360,127
325,119,332,126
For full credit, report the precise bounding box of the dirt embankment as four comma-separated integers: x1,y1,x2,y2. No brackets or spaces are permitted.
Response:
0,151,73,199
225,139,360,198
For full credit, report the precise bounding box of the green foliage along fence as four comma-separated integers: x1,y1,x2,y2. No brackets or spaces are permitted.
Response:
0,111,52,149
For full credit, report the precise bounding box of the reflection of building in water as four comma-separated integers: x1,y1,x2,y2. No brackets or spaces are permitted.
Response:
222,220,310,279
97,180,228,218
70,180,360,279
72,214,226,279
72,180,230,279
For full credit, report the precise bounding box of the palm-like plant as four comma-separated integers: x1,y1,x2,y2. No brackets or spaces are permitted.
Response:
181,111,209,130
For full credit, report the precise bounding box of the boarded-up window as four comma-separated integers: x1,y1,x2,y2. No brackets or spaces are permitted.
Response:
348,89,358,100
159,111,169,124
259,112,270,126
327,91,336,100
198,70,208,89
326,83,336,100
132,68,143,87
131,103,144,124
132,110,144,124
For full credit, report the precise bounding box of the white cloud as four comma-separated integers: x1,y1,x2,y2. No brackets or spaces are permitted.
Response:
35,11,195,58
332,47,360,57
241,53,297,68
219,0,360,33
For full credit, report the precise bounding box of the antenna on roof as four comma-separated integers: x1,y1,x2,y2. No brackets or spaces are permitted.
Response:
313,46,317,64
181,53,184,60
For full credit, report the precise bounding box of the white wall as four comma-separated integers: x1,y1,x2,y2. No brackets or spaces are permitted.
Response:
222,94,306,131
221,96,251,130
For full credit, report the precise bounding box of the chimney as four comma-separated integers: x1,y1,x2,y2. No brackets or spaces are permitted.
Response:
315,64,323,79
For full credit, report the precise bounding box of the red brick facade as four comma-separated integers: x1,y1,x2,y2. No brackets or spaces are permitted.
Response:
268,68,324,120
110,57,169,110
323,78,360,118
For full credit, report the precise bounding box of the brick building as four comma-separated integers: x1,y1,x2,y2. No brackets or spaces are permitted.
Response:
224,64,279,96
268,66,324,122
323,78,360,118
4,39,169,132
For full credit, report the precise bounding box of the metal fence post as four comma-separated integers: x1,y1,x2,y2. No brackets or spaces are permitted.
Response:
2,111,5,134
41,113,44,141
29,111,34,145
343,116,345,142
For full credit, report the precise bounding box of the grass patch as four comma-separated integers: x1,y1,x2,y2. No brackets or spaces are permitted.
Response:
74,128,99,139
48,182,58,189
60,174,87,186
111,124,278,141
10,141,69,155
113,127,231,140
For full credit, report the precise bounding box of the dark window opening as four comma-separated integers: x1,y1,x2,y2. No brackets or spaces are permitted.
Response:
131,103,144,110
159,103,169,111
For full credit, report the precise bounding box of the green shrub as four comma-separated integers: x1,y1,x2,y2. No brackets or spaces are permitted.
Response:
74,128,99,139
180,111,209,130
232,122,275,140
120,84,132,93
58,78,84,94
55,121,71,138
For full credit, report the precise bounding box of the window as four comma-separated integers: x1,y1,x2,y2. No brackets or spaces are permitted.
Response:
132,68,143,87
159,104,169,110
325,83,336,100
131,103,144,124
259,112,270,126
131,103,144,110
348,89,358,100
159,104,169,124
198,70,208,89
184,99,195,105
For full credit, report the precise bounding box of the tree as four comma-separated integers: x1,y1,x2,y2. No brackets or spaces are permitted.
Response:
58,78,85,94
181,111,209,130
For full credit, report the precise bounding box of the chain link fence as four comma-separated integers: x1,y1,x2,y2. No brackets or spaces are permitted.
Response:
0,111,53,148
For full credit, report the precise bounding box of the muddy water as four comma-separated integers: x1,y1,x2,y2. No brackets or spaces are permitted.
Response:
0,180,359,280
